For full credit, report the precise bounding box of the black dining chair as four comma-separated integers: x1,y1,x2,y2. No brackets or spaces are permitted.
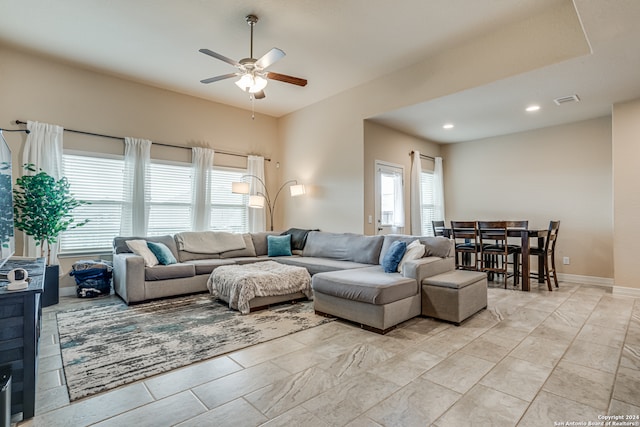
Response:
432,220,446,237
529,220,560,291
450,221,480,271
478,221,521,287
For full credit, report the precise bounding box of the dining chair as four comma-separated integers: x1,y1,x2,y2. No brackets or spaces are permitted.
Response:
450,221,480,271
478,221,521,287
529,220,560,291
432,220,446,237
506,220,528,282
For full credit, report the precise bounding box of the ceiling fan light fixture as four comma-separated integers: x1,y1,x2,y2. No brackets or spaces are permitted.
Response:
235,74,268,93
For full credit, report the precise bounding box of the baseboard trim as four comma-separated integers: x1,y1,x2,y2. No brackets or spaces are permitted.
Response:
612,286,640,298
557,273,613,287
60,286,76,297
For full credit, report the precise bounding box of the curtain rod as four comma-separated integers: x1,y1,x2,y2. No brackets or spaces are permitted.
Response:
410,151,436,161
0,128,30,134
15,120,271,162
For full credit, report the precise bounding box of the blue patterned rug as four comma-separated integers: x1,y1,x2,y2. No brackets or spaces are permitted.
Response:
57,294,333,401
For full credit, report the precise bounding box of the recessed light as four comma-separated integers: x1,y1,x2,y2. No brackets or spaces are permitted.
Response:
443,123,454,129
526,105,540,112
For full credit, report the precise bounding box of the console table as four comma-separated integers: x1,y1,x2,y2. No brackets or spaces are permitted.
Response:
0,257,46,421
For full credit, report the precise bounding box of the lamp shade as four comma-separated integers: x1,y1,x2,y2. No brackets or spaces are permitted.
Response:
235,74,268,94
232,181,250,194
289,184,306,197
248,195,265,209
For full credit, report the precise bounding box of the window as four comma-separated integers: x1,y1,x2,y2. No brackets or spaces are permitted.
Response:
147,161,192,236
61,153,125,253
62,151,250,253
421,170,436,236
210,168,248,233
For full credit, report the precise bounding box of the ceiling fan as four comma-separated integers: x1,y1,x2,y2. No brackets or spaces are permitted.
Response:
199,14,307,100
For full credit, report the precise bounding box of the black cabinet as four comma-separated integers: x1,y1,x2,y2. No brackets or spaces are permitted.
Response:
0,258,45,421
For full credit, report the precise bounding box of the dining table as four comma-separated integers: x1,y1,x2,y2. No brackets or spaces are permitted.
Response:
443,226,547,292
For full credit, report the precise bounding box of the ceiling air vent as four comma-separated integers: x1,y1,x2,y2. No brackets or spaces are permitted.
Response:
554,94,581,106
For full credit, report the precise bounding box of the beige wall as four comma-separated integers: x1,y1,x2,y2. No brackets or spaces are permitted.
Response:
0,45,280,289
363,121,440,236
278,1,588,233
441,117,613,279
612,98,640,290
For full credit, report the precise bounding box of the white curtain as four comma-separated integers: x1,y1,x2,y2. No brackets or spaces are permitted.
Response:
191,147,215,231
392,171,405,228
22,121,64,263
247,155,266,232
410,151,423,235
120,137,151,236
433,156,446,223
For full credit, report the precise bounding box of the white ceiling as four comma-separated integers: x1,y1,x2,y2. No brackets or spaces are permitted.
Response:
1,0,639,143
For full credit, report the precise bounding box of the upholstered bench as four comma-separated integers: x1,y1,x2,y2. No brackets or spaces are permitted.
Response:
421,270,487,325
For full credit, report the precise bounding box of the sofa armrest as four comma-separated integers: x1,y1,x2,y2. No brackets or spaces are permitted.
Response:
113,253,146,304
402,256,455,284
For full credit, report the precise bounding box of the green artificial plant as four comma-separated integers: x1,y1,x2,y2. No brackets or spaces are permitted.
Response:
13,163,89,264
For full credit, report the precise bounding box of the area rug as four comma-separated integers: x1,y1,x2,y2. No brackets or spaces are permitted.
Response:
57,294,333,401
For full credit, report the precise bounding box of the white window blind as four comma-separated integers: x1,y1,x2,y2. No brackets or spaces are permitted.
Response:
61,152,250,253
61,153,125,253
421,171,436,236
147,161,192,236
210,169,248,233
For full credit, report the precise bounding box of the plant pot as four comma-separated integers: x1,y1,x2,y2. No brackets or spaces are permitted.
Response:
42,264,59,307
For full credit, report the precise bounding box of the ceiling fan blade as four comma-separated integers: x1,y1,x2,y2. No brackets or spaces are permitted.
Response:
254,90,266,100
200,73,237,84
266,72,308,87
255,48,285,70
199,48,240,67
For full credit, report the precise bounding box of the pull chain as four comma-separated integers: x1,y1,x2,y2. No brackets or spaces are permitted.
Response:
250,94,255,120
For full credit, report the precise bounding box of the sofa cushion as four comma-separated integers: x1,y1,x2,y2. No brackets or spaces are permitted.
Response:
398,240,425,274
250,231,281,256
144,263,195,281
126,240,159,267
302,232,383,264
276,256,372,275
381,240,407,273
268,234,292,257
184,259,236,275
379,235,452,264
219,234,257,259
114,235,179,259
147,241,177,265
178,251,221,262
312,266,418,305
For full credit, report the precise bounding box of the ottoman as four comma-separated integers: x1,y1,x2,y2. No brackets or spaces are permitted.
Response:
207,261,312,314
421,270,487,325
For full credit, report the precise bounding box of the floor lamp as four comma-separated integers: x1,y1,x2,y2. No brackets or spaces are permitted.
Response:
232,175,305,231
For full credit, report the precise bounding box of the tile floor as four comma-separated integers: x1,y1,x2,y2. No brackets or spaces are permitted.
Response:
16,281,640,427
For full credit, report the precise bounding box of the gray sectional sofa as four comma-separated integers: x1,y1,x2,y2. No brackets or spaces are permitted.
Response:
112,230,486,333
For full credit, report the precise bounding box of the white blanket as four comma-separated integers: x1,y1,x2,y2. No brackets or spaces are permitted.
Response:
207,261,312,314
175,231,246,254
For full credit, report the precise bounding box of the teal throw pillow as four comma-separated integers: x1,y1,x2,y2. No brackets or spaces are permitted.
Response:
382,240,407,273
267,234,292,257
147,241,177,265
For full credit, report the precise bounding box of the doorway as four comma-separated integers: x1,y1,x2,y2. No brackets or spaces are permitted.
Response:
374,161,405,235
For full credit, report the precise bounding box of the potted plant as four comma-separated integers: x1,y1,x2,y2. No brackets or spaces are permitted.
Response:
12,163,89,305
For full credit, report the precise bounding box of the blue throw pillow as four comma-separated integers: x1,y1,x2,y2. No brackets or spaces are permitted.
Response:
382,240,407,273
267,234,292,257
146,241,177,265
